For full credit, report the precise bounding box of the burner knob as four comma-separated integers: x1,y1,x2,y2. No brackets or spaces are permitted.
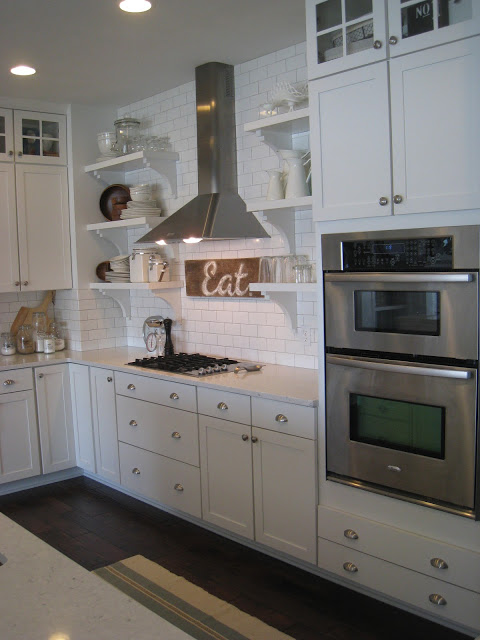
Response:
205,366,213,374
213,364,221,372
198,367,206,376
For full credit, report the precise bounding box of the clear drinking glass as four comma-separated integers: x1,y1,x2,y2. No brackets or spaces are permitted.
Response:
258,257,273,282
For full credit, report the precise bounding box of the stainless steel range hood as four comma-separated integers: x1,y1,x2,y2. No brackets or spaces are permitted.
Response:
137,62,269,244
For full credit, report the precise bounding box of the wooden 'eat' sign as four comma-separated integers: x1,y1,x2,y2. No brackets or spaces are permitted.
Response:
185,258,262,298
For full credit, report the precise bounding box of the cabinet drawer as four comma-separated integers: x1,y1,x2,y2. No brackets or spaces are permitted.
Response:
317,538,480,630
251,397,316,439
317,506,480,593
115,371,197,412
197,387,251,424
119,442,201,518
0,368,33,394
116,395,199,466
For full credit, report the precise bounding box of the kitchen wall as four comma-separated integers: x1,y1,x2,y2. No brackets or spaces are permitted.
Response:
0,42,318,369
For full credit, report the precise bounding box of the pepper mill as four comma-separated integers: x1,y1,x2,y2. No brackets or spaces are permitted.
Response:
163,318,174,356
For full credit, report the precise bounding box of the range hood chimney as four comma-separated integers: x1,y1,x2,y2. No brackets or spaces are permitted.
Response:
137,62,269,244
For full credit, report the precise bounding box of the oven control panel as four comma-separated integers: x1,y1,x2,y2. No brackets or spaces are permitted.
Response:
342,236,453,271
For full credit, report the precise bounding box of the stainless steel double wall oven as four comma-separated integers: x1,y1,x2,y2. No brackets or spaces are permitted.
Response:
322,226,480,519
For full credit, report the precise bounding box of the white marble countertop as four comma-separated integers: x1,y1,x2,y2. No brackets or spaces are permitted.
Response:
0,512,193,640
0,347,319,406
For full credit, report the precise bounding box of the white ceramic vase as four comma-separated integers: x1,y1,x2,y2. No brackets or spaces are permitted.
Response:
284,157,309,199
266,169,284,200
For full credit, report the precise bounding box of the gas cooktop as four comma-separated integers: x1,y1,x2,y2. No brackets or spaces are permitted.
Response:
127,353,242,377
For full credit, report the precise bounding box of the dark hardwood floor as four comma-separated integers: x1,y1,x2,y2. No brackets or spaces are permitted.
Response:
0,477,472,640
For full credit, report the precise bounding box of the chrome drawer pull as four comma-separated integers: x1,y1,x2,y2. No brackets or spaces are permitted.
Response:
430,558,448,570
174,483,184,492
3,380,15,386
217,402,228,410
429,594,447,606
171,431,181,439
344,529,359,540
127,383,136,390
343,562,358,573
275,414,288,423
132,467,141,475
129,420,138,427
242,434,249,441
170,392,179,400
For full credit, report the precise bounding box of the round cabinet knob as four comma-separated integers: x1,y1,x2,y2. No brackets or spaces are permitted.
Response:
14,281,20,287
429,594,447,606
3,379,15,386
174,483,184,492
344,529,359,540
373,40,382,49
22,281,28,286
17,151,23,157
393,194,403,204
389,35,398,45
107,376,113,382
217,402,228,411
132,467,141,475
343,562,358,573
169,392,179,400
129,420,138,427
171,431,181,439
275,414,288,423
8,150,13,157
37,374,43,380
430,557,448,570
379,196,389,206
251,436,259,443
127,383,136,390
242,434,249,441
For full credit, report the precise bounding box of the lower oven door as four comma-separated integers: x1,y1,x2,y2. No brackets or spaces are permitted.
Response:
326,354,477,512
324,272,478,360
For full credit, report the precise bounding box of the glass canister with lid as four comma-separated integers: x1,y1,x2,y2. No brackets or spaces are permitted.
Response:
130,248,160,283
1,332,16,356
114,118,141,155
16,324,35,354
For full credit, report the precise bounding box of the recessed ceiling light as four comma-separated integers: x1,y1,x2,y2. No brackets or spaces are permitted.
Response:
119,0,152,12
10,65,36,76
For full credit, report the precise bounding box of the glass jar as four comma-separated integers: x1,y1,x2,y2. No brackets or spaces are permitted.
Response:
114,117,141,155
43,333,56,354
49,322,65,351
35,331,45,353
16,324,35,354
1,332,16,356
32,311,47,347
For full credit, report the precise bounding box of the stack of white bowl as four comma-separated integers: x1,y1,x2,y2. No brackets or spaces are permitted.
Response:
122,183,162,219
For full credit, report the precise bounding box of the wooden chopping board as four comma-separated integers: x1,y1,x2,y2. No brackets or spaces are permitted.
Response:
10,291,54,336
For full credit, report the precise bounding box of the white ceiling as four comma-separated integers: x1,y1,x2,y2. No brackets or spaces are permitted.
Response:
1,0,306,107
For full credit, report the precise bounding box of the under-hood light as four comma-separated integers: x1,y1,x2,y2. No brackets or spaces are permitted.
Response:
155,239,167,246
119,0,151,12
183,237,202,244
10,65,36,76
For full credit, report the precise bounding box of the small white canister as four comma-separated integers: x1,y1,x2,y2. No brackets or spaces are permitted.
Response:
148,257,169,283
129,249,156,283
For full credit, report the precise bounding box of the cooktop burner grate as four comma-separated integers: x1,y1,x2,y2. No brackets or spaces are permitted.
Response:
127,353,240,376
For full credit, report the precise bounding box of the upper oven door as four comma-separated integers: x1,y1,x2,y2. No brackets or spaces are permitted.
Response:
324,272,478,360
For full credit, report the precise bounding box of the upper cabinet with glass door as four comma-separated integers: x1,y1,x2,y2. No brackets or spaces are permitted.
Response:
12,110,67,165
387,0,480,56
306,0,387,79
0,108,14,162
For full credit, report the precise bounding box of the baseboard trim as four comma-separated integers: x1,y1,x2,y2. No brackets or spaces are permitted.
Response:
0,468,83,496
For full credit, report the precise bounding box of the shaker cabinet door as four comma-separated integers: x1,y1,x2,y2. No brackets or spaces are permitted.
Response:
0,163,20,293
310,62,392,221
0,390,40,484
69,363,96,473
390,36,480,215
90,367,120,483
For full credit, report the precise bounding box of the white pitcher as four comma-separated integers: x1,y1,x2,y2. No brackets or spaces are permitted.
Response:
284,157,309,199
266,169,284,200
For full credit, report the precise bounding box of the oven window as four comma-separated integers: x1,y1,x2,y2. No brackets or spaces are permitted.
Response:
354,290,440,335
350,393,445,459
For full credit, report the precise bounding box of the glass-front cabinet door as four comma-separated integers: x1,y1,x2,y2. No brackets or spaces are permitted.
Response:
387,0,480,56
306,0,387,79
13,111,66,165
0,108,14,162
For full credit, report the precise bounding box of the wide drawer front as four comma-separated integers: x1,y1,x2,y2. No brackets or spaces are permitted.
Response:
197,387,251,425
115,371,197,413
119,442,201,519
0,368,33,394
317,538,480,630
116,395,199,467
251,397,316,439
317,506,480,593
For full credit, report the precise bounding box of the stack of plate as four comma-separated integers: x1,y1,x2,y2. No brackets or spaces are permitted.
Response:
120,200,162,219
104,255,130,282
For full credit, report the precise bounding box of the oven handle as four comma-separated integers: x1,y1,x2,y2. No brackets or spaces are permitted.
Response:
324,273,474,283
326,355,473,379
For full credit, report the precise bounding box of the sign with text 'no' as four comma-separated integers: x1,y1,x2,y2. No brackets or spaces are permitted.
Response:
185,258,263,298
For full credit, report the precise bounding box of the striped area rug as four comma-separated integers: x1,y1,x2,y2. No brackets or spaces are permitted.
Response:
94,555,294,640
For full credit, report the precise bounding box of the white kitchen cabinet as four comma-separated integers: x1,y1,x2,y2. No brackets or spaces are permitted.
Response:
0,108,14,162
0,108,66,165
69,363,96,473
199,414,254,539
306,0,387,80
90,367,119,483
35,364,76,475
0,368,40,484
310,37,480,221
